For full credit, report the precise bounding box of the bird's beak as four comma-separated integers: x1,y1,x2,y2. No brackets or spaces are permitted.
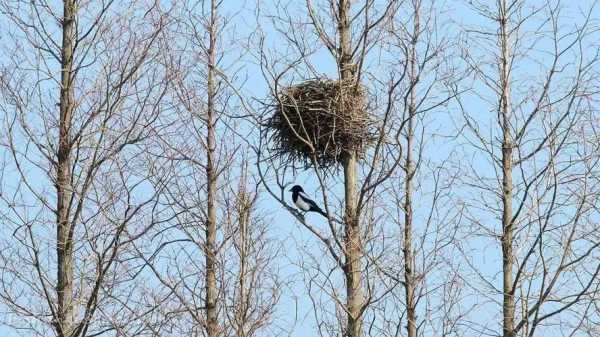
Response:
288,188,293,192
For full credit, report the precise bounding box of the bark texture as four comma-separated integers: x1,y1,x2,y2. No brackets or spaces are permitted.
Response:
498,1,515,337
205,1,219,336
403,3,420,337
339,2,363,337
56,1,76,336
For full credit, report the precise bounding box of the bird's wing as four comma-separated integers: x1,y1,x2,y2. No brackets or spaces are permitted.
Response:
299,194,323,211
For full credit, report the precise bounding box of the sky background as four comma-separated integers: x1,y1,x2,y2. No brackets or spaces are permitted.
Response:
1,0,599,336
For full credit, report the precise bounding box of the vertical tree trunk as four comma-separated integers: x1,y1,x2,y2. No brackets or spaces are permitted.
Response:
498,1,515,337
338,2,363,337
343,153,362,337
403,3,420,337
403,120,416,337
205,0,219,336
56,1,76,336
235,188,249,337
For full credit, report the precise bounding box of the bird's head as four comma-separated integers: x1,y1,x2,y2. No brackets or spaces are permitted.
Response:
289,185,304,193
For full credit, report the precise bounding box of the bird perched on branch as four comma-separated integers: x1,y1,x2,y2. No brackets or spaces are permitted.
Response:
289,185,327,218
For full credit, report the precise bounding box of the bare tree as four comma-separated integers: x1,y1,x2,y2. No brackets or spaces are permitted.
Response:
222,160,282,337
379,1,469,337
2,1,598,337
458,1,600,336
0,1,169,337
205,0,219,335
253,2,412,337
133,1,281,337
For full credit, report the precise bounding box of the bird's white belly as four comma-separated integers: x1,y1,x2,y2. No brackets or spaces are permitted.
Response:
294,197,311,211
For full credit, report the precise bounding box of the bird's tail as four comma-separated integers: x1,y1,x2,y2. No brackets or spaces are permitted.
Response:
315,208,328,218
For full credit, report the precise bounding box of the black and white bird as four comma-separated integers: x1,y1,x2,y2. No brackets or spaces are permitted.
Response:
289,185,327,217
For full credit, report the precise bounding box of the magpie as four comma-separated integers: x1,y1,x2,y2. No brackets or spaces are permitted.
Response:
289,185,327,217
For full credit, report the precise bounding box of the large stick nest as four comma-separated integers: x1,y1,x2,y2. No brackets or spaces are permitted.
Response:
266,78,374,169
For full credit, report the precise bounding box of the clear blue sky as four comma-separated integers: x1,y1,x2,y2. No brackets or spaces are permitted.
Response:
1,1,599,337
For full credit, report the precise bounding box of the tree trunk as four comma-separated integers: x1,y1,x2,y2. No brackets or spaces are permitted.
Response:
499,1,515,337
56,1,76,336
235,189,249,337
338,2,363,337
205,1,219,336
343,154,362,337
403,3,420,337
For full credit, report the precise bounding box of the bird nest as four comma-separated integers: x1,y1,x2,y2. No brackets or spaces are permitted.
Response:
266,78,374,169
